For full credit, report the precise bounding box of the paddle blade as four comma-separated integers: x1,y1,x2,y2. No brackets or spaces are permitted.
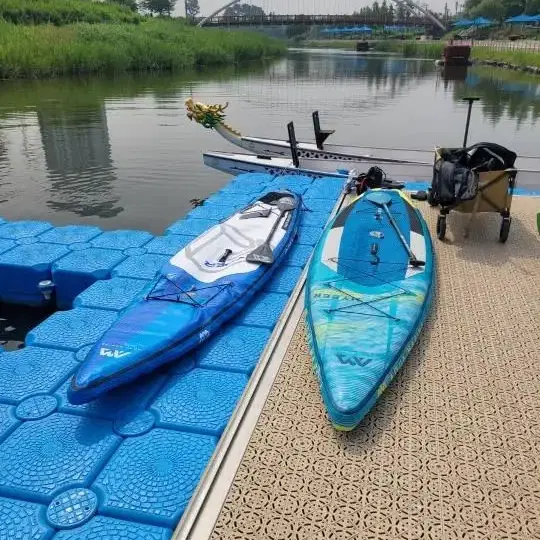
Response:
246,242,274,265
365,191,392,206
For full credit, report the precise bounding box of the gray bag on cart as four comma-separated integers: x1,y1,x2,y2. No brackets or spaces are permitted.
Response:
431,142,516,207
433,160,479,206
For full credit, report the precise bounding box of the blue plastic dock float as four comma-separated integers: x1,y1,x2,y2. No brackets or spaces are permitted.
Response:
0,173,342,538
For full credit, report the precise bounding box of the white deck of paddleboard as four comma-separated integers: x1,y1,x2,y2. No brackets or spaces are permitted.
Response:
173,195,540,540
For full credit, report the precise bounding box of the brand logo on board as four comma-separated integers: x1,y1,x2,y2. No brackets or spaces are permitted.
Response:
99,348,130,359
199,330,210,343
336,354,372,367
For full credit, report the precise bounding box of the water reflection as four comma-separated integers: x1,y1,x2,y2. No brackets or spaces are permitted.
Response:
437,65,469,87
0,136,7,174
284,51,433,86
456,67,540,124
0,54,537,232
38,104,122,218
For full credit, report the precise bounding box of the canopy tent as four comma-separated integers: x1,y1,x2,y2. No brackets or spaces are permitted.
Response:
453,17,493,26
384,24,408,32
470,16,494,25
505,14,540,23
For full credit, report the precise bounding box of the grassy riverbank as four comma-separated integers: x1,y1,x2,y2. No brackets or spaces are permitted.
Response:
375,40,540,69
371,40,540,68
0,0,140,25
0,18,286,79
471,47,540,69
304,39,540,69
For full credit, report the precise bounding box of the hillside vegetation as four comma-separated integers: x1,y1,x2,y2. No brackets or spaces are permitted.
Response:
0,0,286,79
0,0,140,25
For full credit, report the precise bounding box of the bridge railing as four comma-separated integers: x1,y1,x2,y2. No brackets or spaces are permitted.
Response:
197,14,429,27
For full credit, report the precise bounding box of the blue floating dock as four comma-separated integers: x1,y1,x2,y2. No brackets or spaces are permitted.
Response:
0,172,342,538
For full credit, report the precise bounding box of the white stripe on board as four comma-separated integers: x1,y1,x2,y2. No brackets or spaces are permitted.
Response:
406,230,426,278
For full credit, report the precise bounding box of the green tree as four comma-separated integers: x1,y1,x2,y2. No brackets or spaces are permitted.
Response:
107,0,138,11
525,0,540,13
466,0,532,18
141,0,176,16
223,3,265,17
185,0,200,20
469,0,505,19
503,0,525,16
395,1,406,20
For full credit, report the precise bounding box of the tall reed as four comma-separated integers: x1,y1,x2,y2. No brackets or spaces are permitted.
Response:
0,19,287,79
0,0,140,25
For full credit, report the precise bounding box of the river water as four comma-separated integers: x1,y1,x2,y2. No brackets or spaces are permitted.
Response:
1,49,539,234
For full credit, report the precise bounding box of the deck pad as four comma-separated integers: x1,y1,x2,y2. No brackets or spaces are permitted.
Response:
306,189,434,430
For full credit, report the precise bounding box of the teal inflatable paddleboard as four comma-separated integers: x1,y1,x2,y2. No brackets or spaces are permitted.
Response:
306,189,434,430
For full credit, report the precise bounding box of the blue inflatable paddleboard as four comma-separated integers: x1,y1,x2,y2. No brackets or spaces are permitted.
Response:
69,190,301,404
306,189,434,430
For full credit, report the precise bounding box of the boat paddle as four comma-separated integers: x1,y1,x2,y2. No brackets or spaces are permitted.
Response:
365,191,425,267
246,196,297,265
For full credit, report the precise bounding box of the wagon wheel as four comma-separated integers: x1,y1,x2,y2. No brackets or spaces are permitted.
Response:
427,188,439,207
499,216,511,243
437,214,446,240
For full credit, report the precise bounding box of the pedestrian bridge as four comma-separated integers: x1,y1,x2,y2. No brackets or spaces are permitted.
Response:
197,0,447,31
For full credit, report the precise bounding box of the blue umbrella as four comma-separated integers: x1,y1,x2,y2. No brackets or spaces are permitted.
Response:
505,14,539,23
453,18,473,26
470,16,493,25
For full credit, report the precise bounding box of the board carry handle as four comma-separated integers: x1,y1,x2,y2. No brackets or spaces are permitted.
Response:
370,243,380,265
218,249,233,264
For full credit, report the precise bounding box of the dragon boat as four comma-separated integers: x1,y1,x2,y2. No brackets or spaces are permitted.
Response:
185,98,540,184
